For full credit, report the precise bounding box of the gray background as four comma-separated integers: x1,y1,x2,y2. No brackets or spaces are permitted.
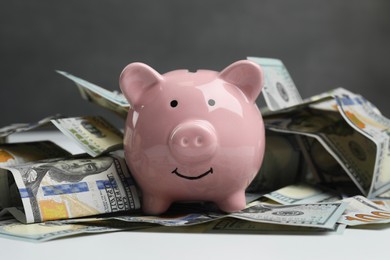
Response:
1,0,389,128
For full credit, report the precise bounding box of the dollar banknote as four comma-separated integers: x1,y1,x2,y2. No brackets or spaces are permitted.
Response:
57,70,129,118
0,216,344,243
247,57,303,111
230,200,346,229
264,98,379,197
0,154,140,223
0,141,71,210
140,217,346,235
203,218,346,234
65,200,347,230
335,92,390,197
338,196,390,226
0,218,154,242
308,88,390,196
51,116,124,157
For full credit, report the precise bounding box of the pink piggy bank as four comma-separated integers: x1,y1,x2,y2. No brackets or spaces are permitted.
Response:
119,60,265,214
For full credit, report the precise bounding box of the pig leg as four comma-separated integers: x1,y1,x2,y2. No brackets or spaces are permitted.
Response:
216,191,246,213
142,193,172,215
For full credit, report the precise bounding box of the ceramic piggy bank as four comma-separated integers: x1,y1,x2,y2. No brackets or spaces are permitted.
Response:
119,60,265,214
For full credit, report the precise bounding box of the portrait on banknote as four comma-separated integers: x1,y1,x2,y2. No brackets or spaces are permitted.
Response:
21,157,114,197
2,155,140,223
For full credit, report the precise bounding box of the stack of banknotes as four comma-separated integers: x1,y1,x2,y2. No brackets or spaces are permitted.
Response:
0,57,389,242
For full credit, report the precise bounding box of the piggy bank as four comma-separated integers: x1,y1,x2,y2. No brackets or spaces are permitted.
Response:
119,60,265,214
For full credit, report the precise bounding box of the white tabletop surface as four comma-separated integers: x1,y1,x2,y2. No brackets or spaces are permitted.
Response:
1,227,389,260
1,131,389,260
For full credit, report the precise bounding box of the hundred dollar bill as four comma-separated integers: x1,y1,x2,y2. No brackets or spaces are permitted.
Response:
57,70,129,118
335,92,390,197
0,114,63,142
67,200,347,230
263,183,342,205
264,101,378,197
51,116,124,157
230,200,346,229
0,218,153,242
338,196,390,226
0,154,140,223
247,57,303,111
205,218,346,234
0,141,71,210
141,217,346,235
295,87,390,197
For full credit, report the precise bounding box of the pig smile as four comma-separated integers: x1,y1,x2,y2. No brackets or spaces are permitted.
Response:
171,167,213,180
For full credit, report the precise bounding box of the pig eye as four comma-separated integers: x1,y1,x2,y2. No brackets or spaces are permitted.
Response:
208,99,216,106
170,100,178,108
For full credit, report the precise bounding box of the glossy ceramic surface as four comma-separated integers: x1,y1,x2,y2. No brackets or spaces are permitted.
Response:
120,60,265,214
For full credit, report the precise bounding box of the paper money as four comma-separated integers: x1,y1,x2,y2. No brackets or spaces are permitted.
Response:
247,57,303,110
51,116,123,157
335,93,390,197
230,200,346,229
338,196,390,226
0,218,153,242
141,217,346,235
263,183,342,205
57,70,129,118
67,200,346,230
264,101,378,197
310,88,390,196
205,218,346,234
263,87,390,198
1,154,140,223
0,141,71,210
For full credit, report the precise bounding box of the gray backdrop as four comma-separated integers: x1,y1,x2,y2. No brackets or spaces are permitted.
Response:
1,0,389,128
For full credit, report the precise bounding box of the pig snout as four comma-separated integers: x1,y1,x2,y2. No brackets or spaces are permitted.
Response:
169,120,218,164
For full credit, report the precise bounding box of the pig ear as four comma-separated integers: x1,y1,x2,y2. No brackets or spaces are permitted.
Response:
119,62,163,108
218,60,263,103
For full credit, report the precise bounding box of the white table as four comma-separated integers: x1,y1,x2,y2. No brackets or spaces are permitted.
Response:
1,131,389,259
1,227,389,260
